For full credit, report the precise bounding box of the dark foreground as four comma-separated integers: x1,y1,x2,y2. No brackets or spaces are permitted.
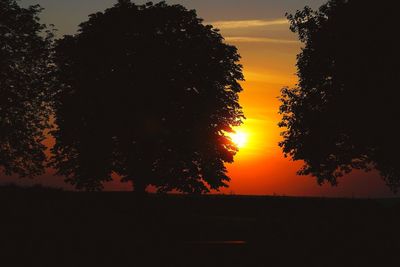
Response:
1,187,400,267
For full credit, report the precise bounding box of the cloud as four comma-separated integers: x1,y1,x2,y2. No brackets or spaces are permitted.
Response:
242,70,298,85
210,19,288,30
224,36,299,44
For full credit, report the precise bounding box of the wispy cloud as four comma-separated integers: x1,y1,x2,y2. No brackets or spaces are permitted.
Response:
225,36,299,44
242,70,298,85
210,19,288,30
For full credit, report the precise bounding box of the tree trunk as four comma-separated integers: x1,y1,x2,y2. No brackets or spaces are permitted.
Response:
133,180,147,196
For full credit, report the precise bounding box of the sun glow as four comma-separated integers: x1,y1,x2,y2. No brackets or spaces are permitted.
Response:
229,130,249,149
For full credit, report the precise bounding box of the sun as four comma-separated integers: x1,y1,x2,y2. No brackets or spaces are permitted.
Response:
229,130,248,149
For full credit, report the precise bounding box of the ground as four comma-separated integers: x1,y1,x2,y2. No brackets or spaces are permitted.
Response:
1,185,399,266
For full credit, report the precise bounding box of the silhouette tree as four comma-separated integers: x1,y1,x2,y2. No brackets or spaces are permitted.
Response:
279,0,400,191
0,0,53,178
51,0,244,193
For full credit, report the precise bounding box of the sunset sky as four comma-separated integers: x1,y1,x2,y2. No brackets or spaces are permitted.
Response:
7,0,393,197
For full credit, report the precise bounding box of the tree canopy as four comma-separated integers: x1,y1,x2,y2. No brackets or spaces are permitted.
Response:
51,0,244,193
0,0,53,178
279,0,400,191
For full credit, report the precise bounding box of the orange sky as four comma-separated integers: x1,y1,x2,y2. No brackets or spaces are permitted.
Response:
214,18,393,197
4,0,394,197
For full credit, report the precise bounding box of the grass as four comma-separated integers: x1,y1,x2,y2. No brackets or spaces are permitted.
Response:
1,185,399,266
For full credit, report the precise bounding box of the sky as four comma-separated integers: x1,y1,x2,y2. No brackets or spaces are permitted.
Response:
5,0,393,197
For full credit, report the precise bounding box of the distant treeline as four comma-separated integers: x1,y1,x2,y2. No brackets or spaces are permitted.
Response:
0,183,64,192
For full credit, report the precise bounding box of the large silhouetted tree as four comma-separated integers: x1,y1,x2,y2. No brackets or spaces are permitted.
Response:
0,0,53,178
279,0,400,191
51,0,244,193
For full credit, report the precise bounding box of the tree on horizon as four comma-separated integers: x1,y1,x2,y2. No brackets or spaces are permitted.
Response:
51,0,244,193
0,0,54,179
279,0,400,192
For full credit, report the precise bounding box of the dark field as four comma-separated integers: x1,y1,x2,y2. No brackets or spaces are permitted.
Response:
1,187,400,267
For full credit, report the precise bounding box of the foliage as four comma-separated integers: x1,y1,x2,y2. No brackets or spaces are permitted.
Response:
0,0,54,178
279,0,400,191
51,0,244,193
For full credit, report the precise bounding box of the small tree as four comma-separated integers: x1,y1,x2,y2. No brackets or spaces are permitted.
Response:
51,1,244,193
279,0,400,191
0,0,53,178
